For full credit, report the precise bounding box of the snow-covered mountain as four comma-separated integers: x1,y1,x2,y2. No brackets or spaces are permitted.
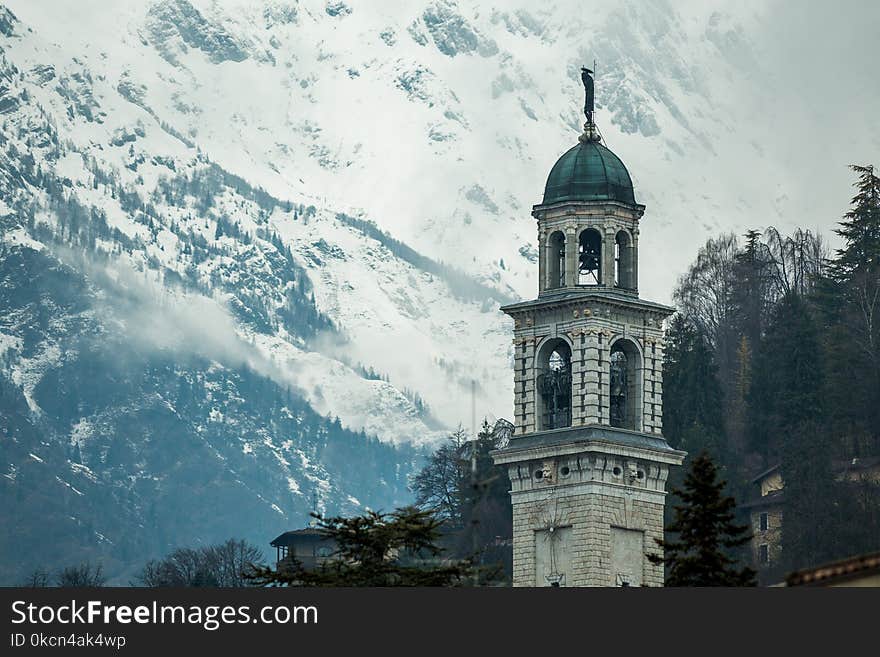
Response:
4,0,876,431
1,0,876,582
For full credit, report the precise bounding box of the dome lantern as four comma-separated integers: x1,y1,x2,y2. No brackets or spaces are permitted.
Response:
531,67,645,297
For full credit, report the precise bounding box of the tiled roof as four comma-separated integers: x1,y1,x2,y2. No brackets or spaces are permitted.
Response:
786,551,880,586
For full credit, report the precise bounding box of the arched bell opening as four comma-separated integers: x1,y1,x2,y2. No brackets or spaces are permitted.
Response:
578,228,602,286
536,338,572,430
615,230,635,290
609,339,642,431
547,231,566,289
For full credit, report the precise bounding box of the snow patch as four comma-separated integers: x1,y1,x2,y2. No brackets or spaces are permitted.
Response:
2,228,45,252
55,476,84,496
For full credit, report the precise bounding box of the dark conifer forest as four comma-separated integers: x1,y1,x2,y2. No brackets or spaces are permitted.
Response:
663,165,880,580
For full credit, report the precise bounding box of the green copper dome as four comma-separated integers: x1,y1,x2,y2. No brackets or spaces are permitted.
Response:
542,140,636,206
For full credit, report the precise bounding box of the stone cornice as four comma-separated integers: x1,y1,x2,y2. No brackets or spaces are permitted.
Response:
509,481,668,505
491,425,685,466
532,199,646,219
500,290,675,320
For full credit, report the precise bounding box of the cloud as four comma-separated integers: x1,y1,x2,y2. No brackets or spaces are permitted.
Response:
61,247,290,386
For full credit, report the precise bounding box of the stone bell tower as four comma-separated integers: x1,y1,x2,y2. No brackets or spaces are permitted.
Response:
493,68,685,587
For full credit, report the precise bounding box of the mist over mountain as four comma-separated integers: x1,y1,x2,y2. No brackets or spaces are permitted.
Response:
1,0,877,583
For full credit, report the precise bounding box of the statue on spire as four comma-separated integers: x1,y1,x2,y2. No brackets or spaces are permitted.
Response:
581,66,595,125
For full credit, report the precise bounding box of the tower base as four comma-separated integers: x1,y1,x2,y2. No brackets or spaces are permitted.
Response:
493,425,685,587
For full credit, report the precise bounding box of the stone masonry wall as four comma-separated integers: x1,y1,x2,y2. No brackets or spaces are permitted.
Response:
511,301,667,436
511,488,665,587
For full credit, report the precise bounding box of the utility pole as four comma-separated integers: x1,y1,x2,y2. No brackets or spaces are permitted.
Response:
471,379,479,583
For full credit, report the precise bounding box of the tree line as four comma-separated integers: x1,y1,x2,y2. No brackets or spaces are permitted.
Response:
22,539,263,587
664,164,880,579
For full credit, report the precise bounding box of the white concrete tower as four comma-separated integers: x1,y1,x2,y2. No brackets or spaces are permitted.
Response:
493,69,685,587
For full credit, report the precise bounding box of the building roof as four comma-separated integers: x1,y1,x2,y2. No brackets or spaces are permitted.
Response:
750,464,781,484
541,140,636,206
741,489,785,510
786,551,880,586
751,457,880,485
270,527,329,547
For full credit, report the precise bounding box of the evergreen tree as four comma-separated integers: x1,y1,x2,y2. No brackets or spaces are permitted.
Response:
832,165,880,276
778,420,841,572
820,164,880,452
748,293,824,461
648,452,756,586
731,229,773,351
663,315,725,459
749,292,839,571
725,229,775,461
248,507,476,586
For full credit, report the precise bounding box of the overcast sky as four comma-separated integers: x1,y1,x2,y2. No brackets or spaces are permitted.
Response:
734,0,880,241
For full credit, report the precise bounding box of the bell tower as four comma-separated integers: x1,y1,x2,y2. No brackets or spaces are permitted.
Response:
493,68,685,587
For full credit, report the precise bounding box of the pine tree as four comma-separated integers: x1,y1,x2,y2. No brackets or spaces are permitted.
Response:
663,315,725,459
832,164,880,277
779,419,841,572
731,229,773,351
820,164,880,452
248,507,476,586
648,452,756,586
748,293,824,461
749,292,839,571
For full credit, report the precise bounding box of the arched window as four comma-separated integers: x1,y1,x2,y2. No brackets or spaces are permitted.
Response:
578,229,602,285
548,231,566,289
614,231,634,289
609,340,641,430
537,339,572,430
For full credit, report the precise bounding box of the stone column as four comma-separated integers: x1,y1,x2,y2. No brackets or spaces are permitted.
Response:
582,329,601,424
652,342,663,435
641,341,654,433
631,227,639,292
522,338,537,434
513,338,526,435
565,225,577,288
570,330,584,425
538,231,547,293
598,330,610,424
603,225,616,288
